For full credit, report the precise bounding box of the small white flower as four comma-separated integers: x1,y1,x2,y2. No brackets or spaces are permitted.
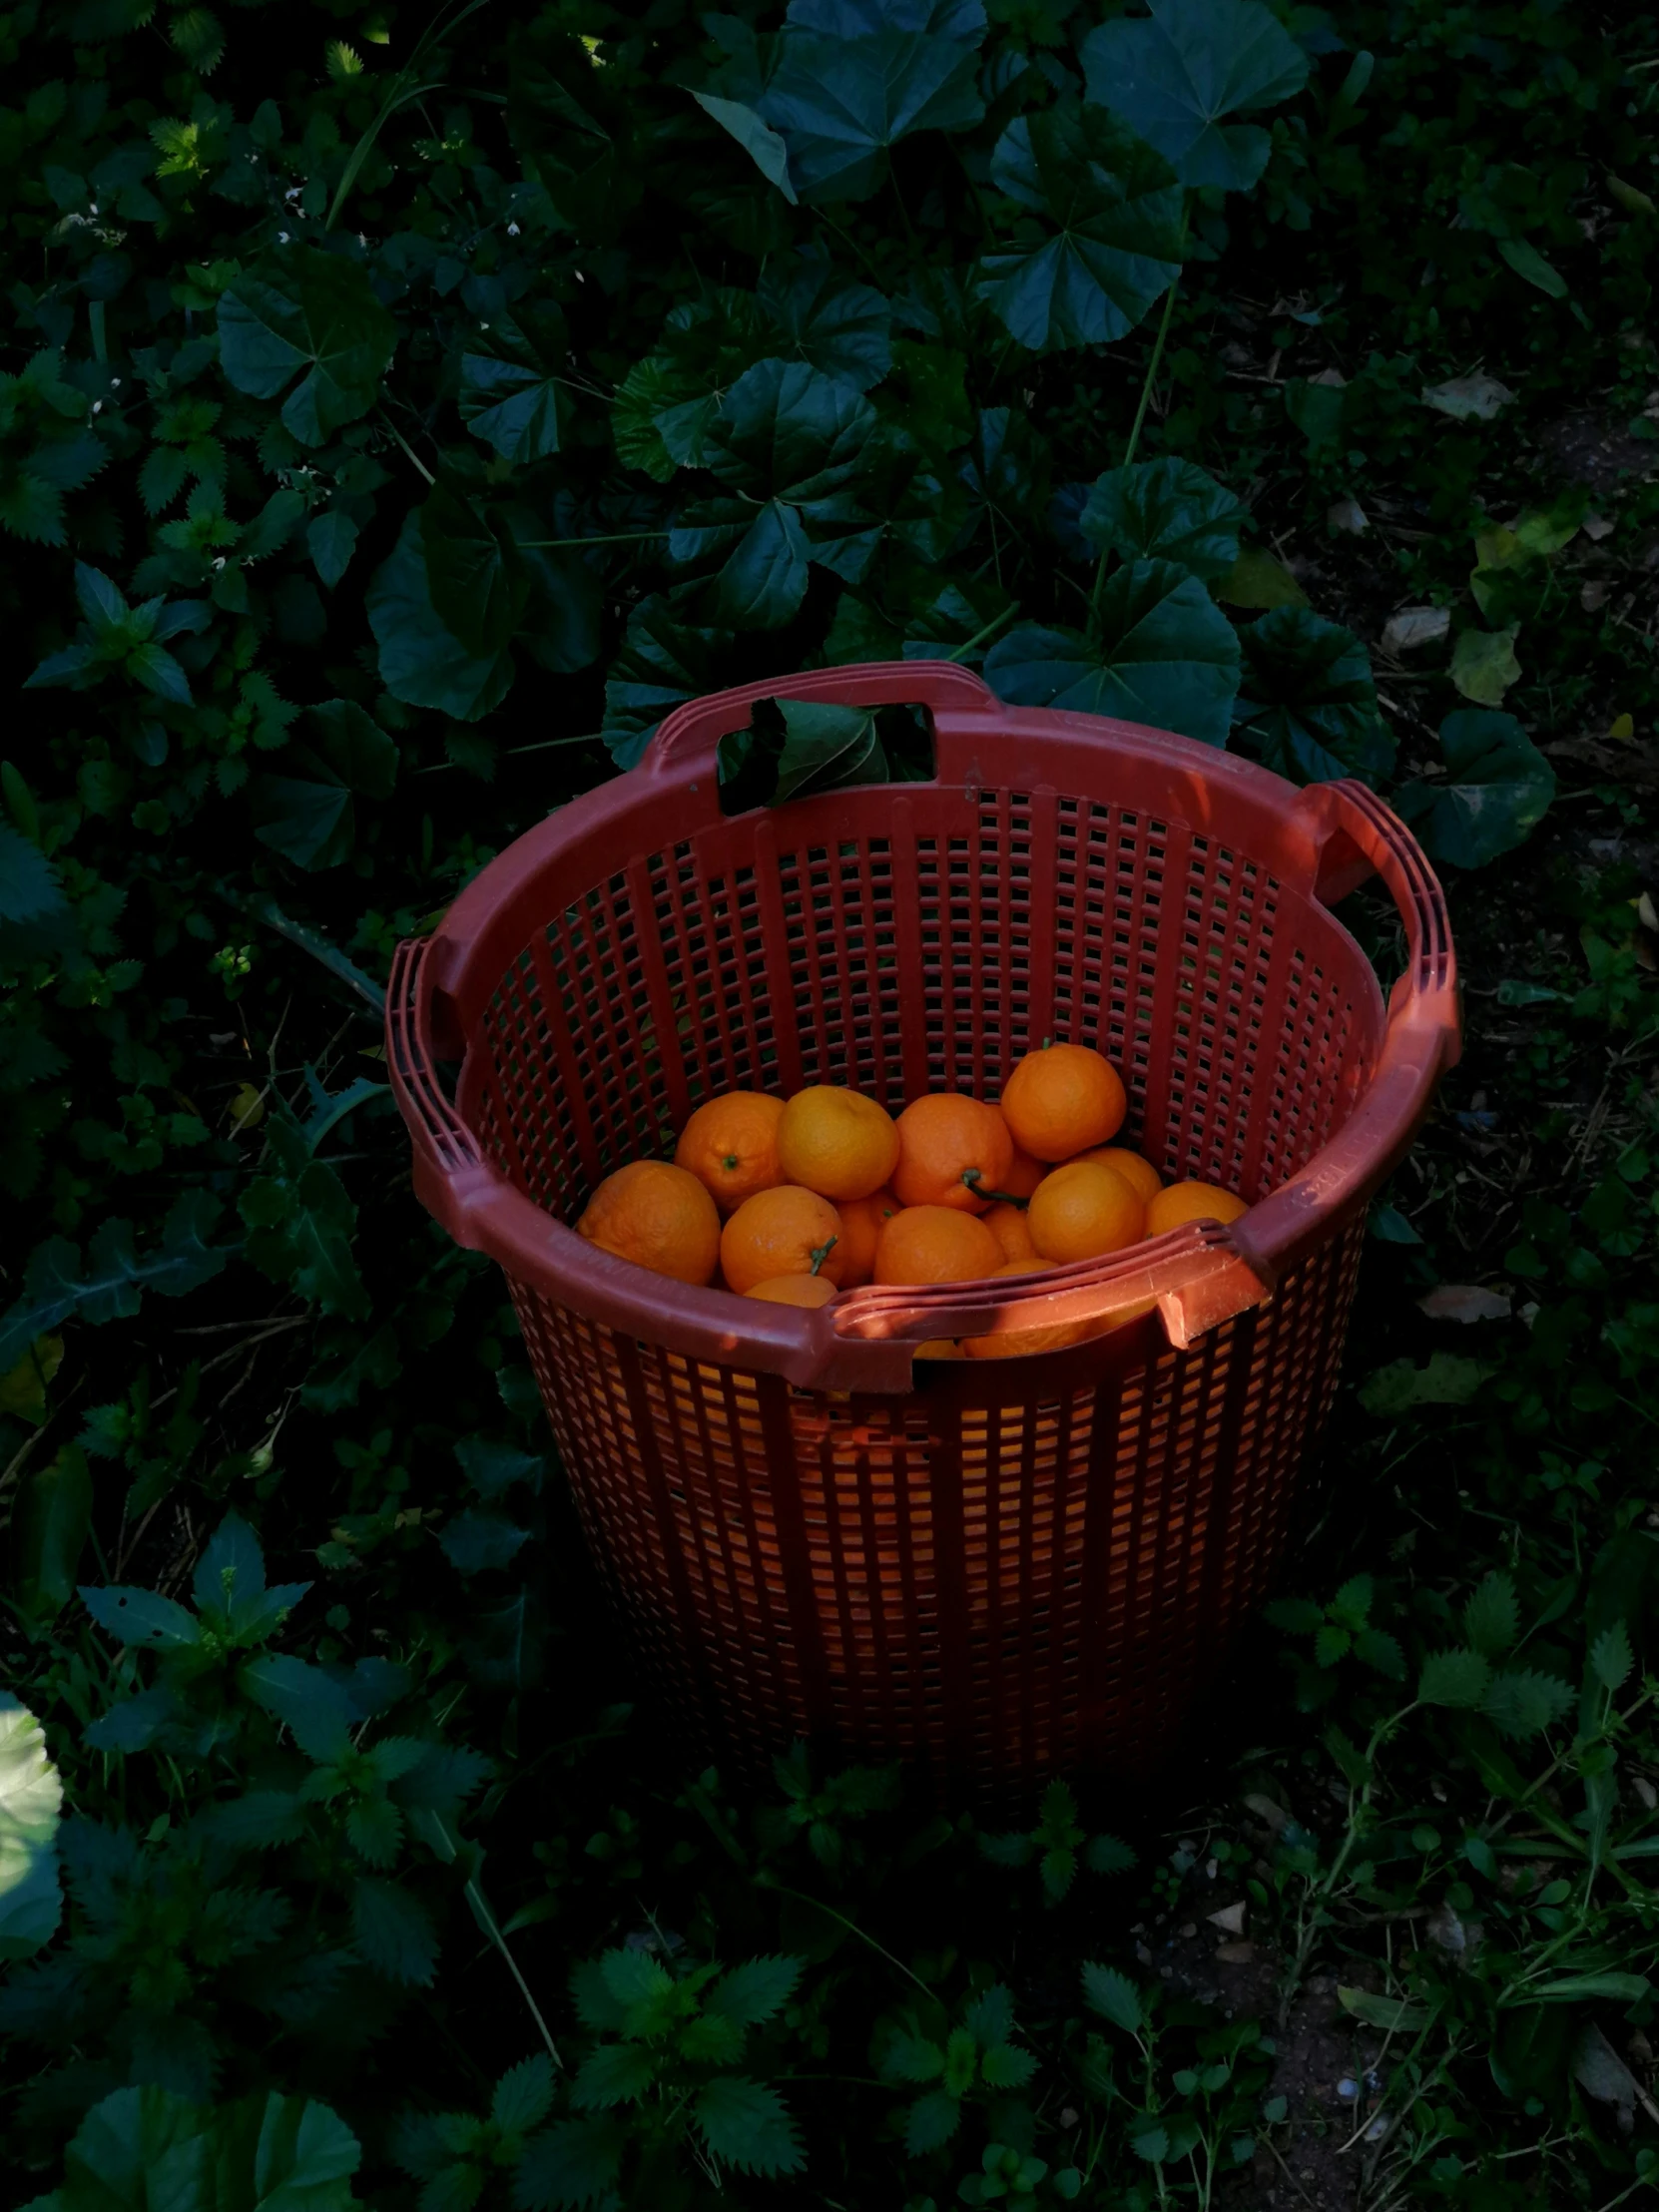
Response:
89,201,99,215
212,557,227,570
91,400,103,414
110,376,121,387
284,185,301,202
277,230,290,243
507,221,520,237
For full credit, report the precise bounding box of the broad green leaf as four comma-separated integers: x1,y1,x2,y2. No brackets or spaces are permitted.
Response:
1338,1986,1429,2031
252,2090,362,2203
1463,1571,1519,1658
240,1116,369,1318
1591,1622,1635,1694
1531,1972,1650,2003
602,595,739,768
1484,1668,1575,1741
673,497,811,629
0,1694,62,1959
1131,2123,1170,2162
903,2086,962,2154
707,1955,805,2027
420,486,530,660
438,1510,531,1577
976,102,1184,352
694,2077,804,2175
1417,1648,1492,1709
1393,710,1555,869
352,1876,439,1985
572,2043,659,2110
1216,545,1307,609
704,354,877,503
1081,1961,1143,2033
15,1446,92,1625
492,2056,556,2139
1081,0,1311,193
459,355,563,466
693,92,798,204
455,1438,544,1497
366,513,515,723
1234,607,1394,787
758,9,985,203
240,1654,355,1762
307,510,358,589
58,2086,214,2211
512,2116,626,2210
80,1584,202,1649
0,825,65,923
1359,1353,1491,1413
774,698,886,801
250,777,355,872
1497,236,1568,298
756,254,891,390
984,562,1241,746
1080,458,1244,580
1450,625,1521,706
218,248,397,445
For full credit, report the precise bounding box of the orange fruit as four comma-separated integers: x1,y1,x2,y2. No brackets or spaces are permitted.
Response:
747,1274,838,1308
675,1091,786,1214
988,1107,1047,1199
873,1205,1001,1286
982,1201,1039,1265
834,1186,900,1286
721,1185,848,1295
1145,1180,1250,1235
999,1042,1127,1163
891,1093,1014,1213
964,1258,1098,1361
576,1161,722,1286
1027,1160,1144,1264
777,1085,901,1203
1071,1145,1162,1207
914,1338,965,1361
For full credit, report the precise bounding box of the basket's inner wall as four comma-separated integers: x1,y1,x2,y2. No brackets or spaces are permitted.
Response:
469,784,1383,1223
468,777,1387,1789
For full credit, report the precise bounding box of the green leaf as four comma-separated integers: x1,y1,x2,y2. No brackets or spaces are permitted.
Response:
0,825,66,923
1497,236,1568,298
1079,458,1244,580
251,2090,362,2204
57,2086,361,2212
1531,1971,1650,2003
707,1954,804,2027
420,486,531,660
458,356,563,466
438,1511,531,1577
984,563,1241,746
694,2077,804,2175
1417,1648,1492,1709
366,513,515,723
492,2056,556,2139
1081,1961,1143,2033
693,93,799,205
1449,625,1521,707
1131,2123,1169,2163
80,1584,202,1649
0,1694,62,1960
1355,1627,1406,1679
1235,607,1394,787
15,1446,92,1626
1463,1571,1519,1659
903,2086,963,2154
218,249,397,445
240,1654,356,1762
1338,1986,1429,2031
1393,710,1555,869
775,698,886,801
977,101,1184,352
758,8,985,203
1484,1668,1575,1741
352,1876,439,1985
512,2117,625,2210
1591,1623,1635,1694
307,510,359,590
240,1115,370,1318
602,595,738,768
1085,1831,1136,1875
756,253,891,390
1359,1353,1491,1413
881,2029,946,2083
250,778,354,872
1215,545,1307,610
571,2043,658,2110
1081,0,1311,193
1263,1596,1325,1634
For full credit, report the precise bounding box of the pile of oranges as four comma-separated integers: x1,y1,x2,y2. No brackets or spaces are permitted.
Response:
575,1042,1248,1362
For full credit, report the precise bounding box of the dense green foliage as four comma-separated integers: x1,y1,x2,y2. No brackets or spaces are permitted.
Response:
5,0,1659,2204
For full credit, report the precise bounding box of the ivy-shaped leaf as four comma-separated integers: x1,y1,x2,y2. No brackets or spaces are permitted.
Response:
218,247,397,445
1393,710,1555,869
984,561,1241,745
1080,457,1245,579
366,512,516,723
977,101,1184,352
1081,0,1311,193
1233,606,1394,786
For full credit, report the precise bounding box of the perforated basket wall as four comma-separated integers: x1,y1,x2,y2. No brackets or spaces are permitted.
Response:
455,775,1381,1792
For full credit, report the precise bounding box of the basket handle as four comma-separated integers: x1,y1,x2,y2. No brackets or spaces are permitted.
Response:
1230,778,1460,1286
643,659,1002,779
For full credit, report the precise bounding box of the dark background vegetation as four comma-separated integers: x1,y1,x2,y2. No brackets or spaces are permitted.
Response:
4,1,1659,2206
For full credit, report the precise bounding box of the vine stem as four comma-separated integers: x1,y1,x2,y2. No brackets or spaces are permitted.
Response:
1088,203,1190,632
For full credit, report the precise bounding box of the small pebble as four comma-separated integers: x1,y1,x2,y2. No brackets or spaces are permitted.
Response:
1337,2077,1359,2100
1366,2114,1390,2142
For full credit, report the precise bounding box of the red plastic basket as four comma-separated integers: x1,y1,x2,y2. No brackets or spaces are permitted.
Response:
387,662,1458,1795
